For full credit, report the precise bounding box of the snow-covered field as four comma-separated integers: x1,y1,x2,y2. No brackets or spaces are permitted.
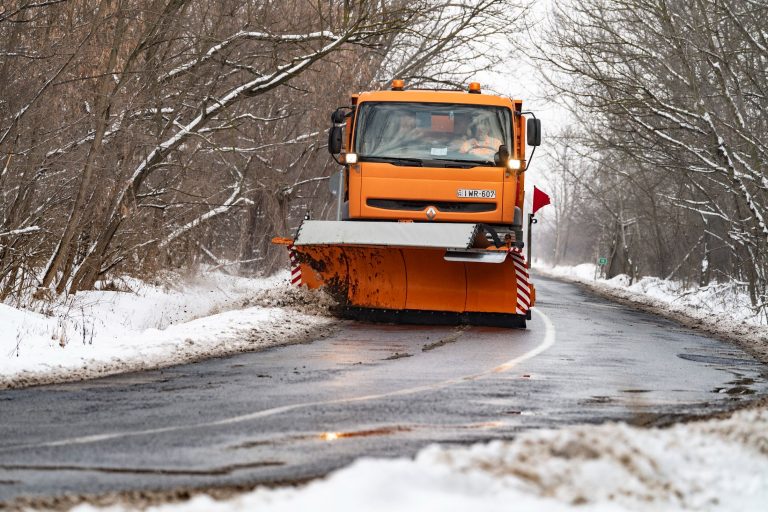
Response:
5,265,768,511
0,271,335,389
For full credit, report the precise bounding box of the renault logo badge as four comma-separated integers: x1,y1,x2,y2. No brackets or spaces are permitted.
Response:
425,206,437,220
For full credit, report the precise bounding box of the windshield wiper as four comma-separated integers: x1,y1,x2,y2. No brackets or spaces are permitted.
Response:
433,158,495,167
359,156,423,167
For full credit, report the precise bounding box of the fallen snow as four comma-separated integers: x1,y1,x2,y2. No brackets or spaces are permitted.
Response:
1,271,336,389
539,263,761,324
69,405,768,512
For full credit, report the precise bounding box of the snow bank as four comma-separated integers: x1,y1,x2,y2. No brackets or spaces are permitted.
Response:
70,405,768,512
536,263,768,363
1,271,336,389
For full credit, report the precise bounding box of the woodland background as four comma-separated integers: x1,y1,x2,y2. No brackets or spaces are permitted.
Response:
1,0,766,314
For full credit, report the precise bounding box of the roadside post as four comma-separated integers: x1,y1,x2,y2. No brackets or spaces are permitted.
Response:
527,214,537,269
529,186,552,269
596,256,608,279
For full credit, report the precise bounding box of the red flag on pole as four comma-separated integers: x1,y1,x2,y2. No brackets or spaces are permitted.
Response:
532,186,551,215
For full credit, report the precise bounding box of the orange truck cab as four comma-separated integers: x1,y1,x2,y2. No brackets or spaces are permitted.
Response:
331,82,535,247
276,80,542,328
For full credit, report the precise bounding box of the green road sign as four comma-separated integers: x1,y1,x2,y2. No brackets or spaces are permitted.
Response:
598,257,608,266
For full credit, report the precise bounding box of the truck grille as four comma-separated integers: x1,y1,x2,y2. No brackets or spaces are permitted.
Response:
367,199,496,213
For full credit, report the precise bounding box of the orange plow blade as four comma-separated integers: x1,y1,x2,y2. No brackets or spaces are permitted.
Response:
274,221,534,328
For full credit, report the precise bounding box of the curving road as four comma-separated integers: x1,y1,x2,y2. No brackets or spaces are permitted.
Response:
1,274,767,504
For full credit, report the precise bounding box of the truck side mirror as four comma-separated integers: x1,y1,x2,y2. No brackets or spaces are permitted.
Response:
328,108,347,155
527,118,541,147
328,126,343,154
331,109,346,124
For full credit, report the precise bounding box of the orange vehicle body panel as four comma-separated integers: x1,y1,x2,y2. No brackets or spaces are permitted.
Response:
294,244,527,315
501,170,518,224
349,162,514,223
355,89,518,108
345,90,527,223
401,249,466,312
464,251,521,313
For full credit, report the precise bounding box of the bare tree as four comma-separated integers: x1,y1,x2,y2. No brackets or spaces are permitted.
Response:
538,0,768,307
0,0,534,301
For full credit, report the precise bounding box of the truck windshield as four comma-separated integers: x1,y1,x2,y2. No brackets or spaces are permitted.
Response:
354,102,512,166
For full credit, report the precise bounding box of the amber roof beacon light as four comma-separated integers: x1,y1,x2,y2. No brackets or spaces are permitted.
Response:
391,79,405,91
468,82,481,94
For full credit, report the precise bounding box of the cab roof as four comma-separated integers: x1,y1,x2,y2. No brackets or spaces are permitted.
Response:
355,89,522,111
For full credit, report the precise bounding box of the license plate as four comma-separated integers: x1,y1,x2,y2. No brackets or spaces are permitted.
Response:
457,189,496,199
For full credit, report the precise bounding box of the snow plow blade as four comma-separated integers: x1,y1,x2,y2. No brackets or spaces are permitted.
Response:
273,221,534,328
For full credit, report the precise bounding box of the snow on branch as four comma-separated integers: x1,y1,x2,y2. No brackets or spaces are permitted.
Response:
281,175,330,196
0,31,83,146
158,196,253,248
161,30,341,82
123,31,355,201
197,112,292,133
702,112,768,240
210,131,320,153
45,121,122,159
158,176,252,248
0,226,41,238
1,153,11,180
0,0,67,23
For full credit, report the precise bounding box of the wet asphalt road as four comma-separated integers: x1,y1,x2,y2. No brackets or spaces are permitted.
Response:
1,274,767,504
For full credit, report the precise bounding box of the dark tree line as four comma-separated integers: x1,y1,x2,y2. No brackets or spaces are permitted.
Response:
0,0,529,301
538,0,768,312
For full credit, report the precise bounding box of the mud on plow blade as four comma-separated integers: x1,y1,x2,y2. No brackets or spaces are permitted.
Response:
273,220,534,328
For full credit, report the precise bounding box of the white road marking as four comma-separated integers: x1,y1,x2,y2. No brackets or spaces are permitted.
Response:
2,310,556,452
492,308,555,373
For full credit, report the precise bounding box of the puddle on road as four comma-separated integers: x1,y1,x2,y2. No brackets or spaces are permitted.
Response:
580,395,614,405
0,461,284,476
677,353,765,400
318,426,412,441
230,427,413,448
383,352,413,361
712,386,756,396
317,421,503,442
451,421,505,430
677,353,766,397
677,353,762,367
711,374,758,395
229,440,274,449
230,421,507,450
728,376,756,386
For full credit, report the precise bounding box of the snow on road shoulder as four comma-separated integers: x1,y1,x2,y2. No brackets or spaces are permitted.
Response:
535,263,768,363
71,404,768,512
1,271,337,389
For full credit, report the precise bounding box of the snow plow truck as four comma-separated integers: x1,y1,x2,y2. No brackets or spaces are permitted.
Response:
273,80,542,328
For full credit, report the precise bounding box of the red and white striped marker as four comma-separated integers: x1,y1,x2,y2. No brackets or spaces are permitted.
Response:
288,244,302,286
509,248,530,315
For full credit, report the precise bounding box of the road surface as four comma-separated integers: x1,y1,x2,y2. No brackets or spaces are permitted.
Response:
1,274,766,505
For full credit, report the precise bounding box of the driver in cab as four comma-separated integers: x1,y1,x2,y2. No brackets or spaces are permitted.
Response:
459,120,501,157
